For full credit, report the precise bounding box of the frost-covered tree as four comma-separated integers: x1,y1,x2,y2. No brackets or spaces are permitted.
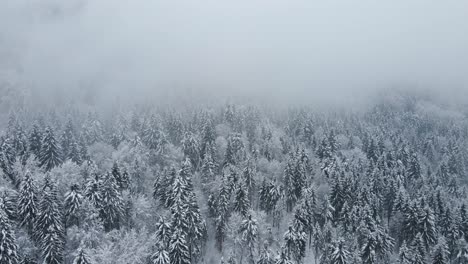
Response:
39,127,62,171
182,132,200,169
17,172,38,233
111,162,129,190
0,210,19,264
34,184,64,264
73,248,91,264
240,214,258,264
64,184,83,227
432,238,449,264
257,245,274,264
29,123,43,158
142,115,167,153
99,173,124,231
151,244,170,264
169,229,190,264
234,182,250,216
225,133,244,165
330,239,349,264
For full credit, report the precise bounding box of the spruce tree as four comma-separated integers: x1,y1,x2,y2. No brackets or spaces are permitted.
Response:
84,173,102,209
225,133,244,166
169,229,190,264
64,184,83,227
419,206,437,250
274,249,293,264
39,127,62,171
142,115,167,153
240,214,258,264
73,248,91,264
330,239,349,264
0,210,19,264
234,182,250,216
156,217,172,248
17,173,38,233
29,123,43,158
35,184,64,264
99,173,124,231
111,162,129,190
61,119,75,160
432,238,449,264
151,244,170,264
257,245,274,264
181,132,200,170
0,137,16,185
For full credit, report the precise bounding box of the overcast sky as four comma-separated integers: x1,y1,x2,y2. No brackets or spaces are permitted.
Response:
1,0,468,107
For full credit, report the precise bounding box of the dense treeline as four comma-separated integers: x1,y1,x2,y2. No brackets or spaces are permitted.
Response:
0,94,468,264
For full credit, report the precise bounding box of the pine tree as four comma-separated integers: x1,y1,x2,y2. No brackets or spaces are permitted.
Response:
19,257,37,264
399,241,413,264
283,226,306,263
64,184,83,227
411,234,426,264
432,238,449,264
156,217,172,248
0,137,17,185
182,132,200,170
142,115,167,153
29,123,43,159
240,214,258,264
42,231,64,264
17,173,38,233
111,162,129,190
274,249,293,264
201,152,216,187
360,233,377,264
99,173,124,231
200,120,215,159
330,239,349,264
460,204,468,242
407,153,421,181
82,113,104,145
330,174,348,221
0,210,19,264
39,127,62,171
34,184,64,264
234,182,250,216
257,244,274,264
68,139,82,164
61,119,75,160
225,133,244,166
169,229,190,264
419,206,437,250
151,244,170,264
455,239,468,264
84,173,102,209
73,248,91,264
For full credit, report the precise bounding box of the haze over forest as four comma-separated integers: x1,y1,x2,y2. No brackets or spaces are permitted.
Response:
1,0,468,110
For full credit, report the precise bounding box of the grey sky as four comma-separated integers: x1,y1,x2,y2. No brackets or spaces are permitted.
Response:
1,0,468,107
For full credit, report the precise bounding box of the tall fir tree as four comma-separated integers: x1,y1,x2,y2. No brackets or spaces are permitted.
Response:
169,229,190,264
99,173,124,231
39,127,62,171
34,184,64,264
151,244,170,264
0,210,19,264
29,123,43,158
64,184,83,227
17,172,38,233
73,248,91,264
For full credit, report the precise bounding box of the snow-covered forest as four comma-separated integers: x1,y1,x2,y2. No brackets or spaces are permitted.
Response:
2,1,468,264
0,92,468,264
